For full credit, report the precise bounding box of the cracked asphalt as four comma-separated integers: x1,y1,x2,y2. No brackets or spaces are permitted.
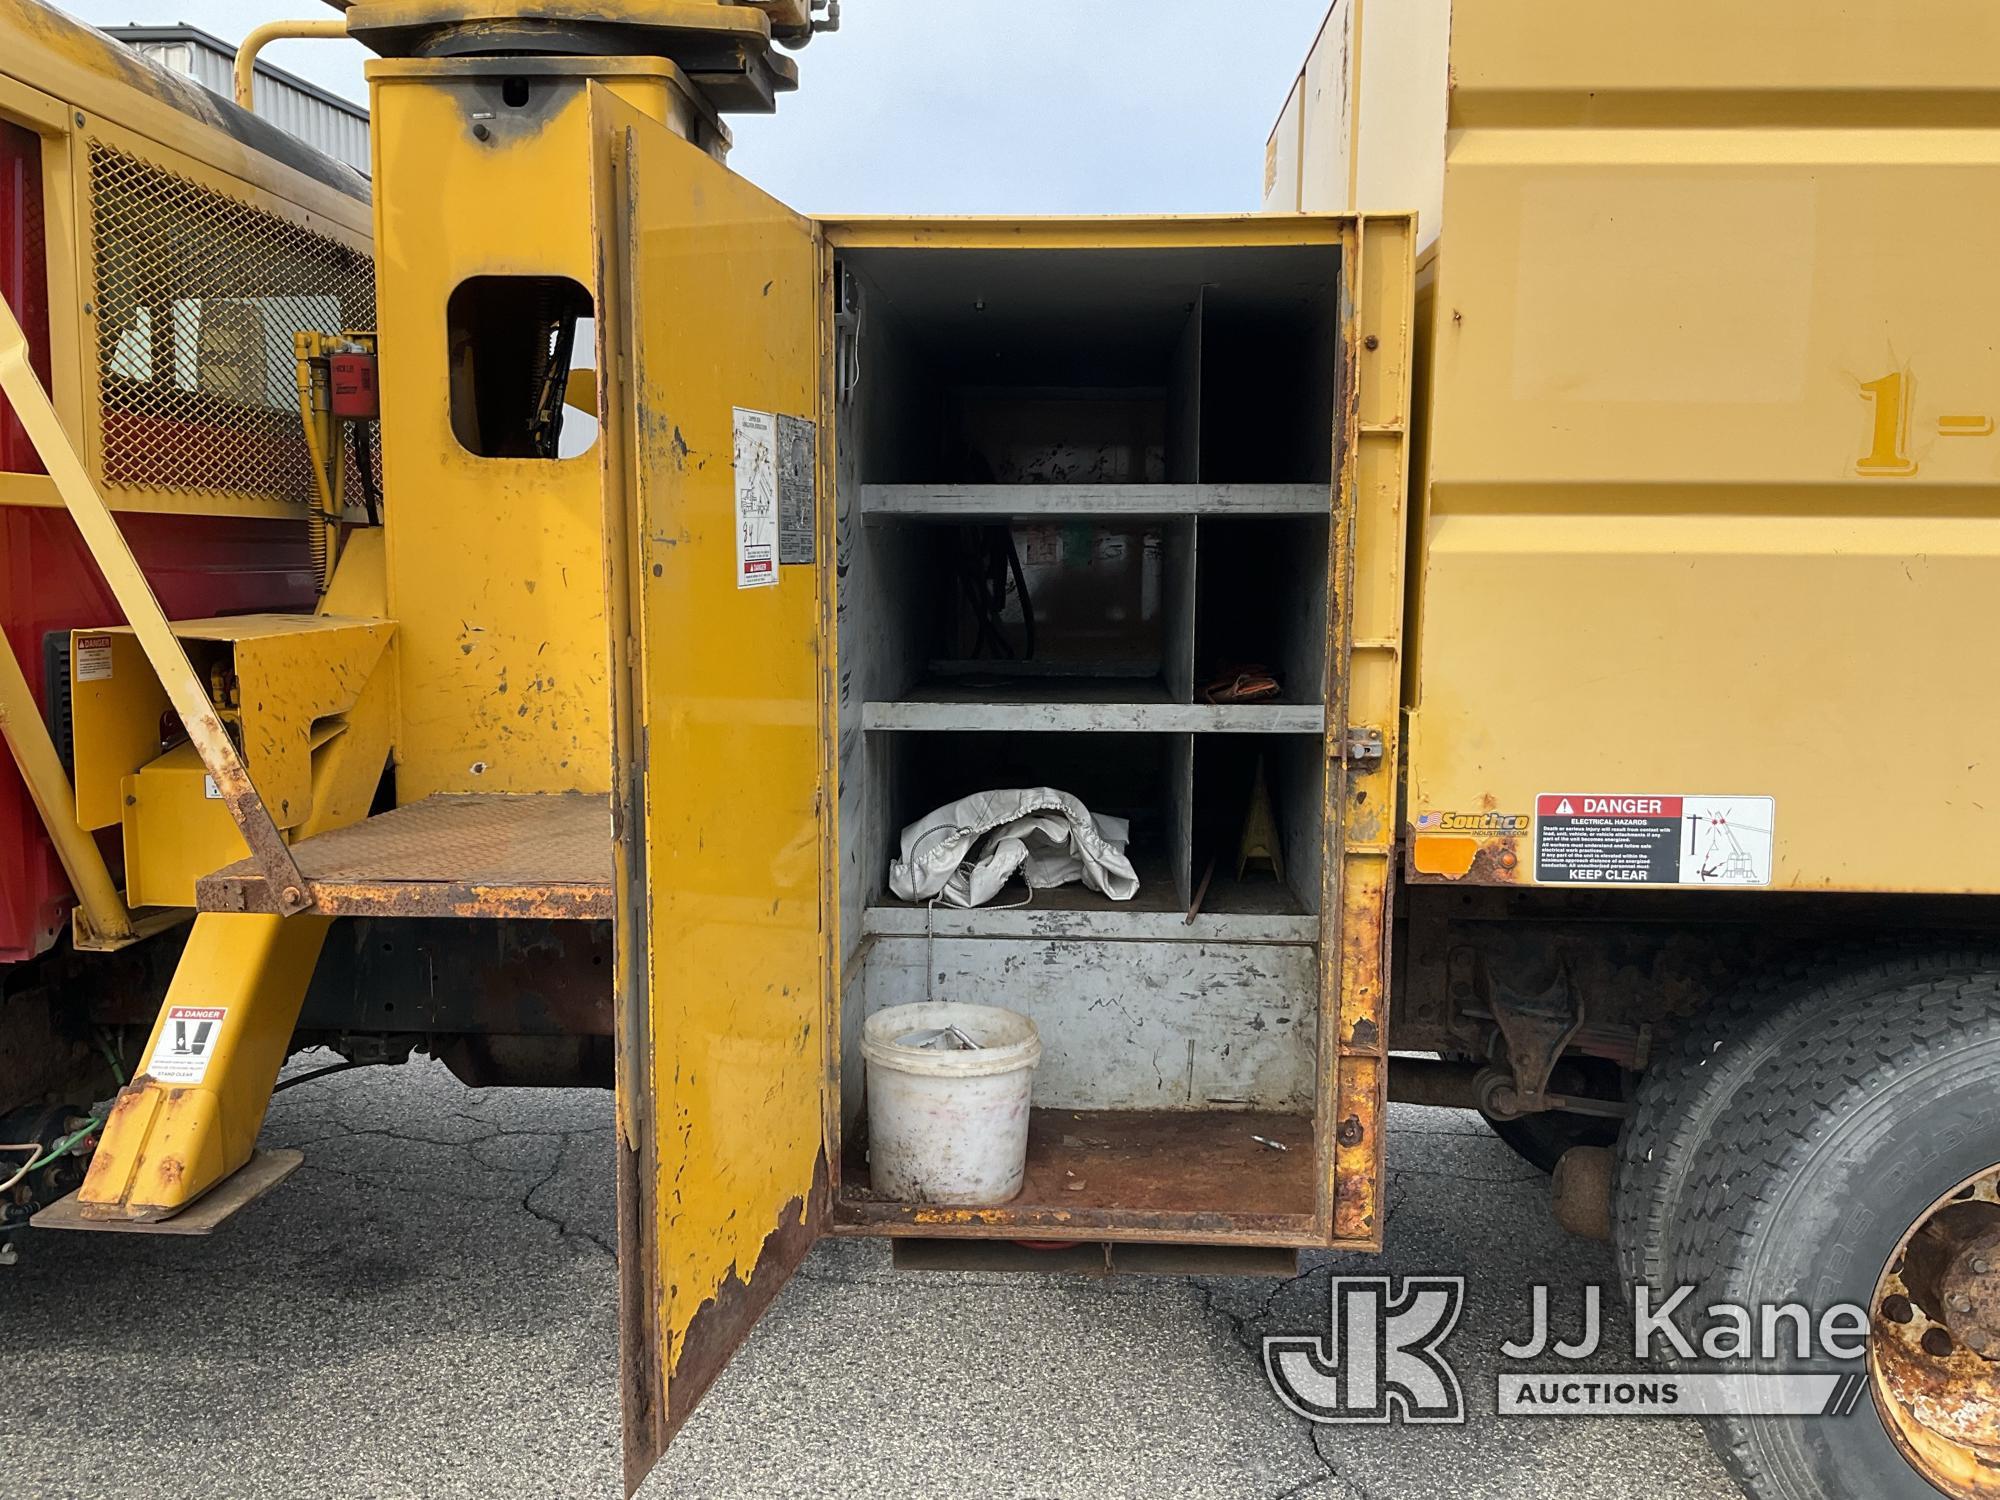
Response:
1,1052,1743,1500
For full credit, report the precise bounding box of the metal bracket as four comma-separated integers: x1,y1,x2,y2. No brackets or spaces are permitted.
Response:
1480,955,1586,1116
0,292,312,916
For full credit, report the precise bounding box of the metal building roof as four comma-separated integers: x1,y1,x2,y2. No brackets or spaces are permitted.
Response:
103,23,370,175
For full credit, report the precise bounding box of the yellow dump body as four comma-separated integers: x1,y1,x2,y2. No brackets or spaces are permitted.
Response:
1277,0,2000,895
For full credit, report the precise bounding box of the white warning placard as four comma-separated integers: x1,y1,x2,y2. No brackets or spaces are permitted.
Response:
732,406,779,590
146,1005,227,1085
1535,795,1775,887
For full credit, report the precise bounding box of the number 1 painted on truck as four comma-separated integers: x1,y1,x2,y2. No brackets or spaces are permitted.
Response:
1857,370,1918,476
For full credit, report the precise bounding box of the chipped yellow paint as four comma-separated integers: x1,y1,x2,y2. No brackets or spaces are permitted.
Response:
594,82,828,1420
367,60,616,799
365,57,716,802
75,513,390,1211
73,613,392,840
1326,215,1412,1253
79,911,331,1220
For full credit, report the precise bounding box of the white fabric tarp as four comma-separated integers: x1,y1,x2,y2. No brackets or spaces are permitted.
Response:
887,787,1141,909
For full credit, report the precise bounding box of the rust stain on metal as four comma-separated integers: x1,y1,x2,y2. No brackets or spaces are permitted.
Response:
155,1156,184,1188
1407,833,1523,884
665,1153,827,1440
837,1110,1320,1245
196,793,613,919
1872,1166,2000,1492
617,1129,665,1498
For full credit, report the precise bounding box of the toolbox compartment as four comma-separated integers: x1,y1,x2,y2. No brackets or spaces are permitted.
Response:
829,235,1346,1240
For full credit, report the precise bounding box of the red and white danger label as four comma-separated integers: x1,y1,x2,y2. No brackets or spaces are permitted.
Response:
1535,795,1774,887
146,1005,227,1085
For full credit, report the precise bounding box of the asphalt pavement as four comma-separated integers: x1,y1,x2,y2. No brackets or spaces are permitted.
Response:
0,1052,1742,1499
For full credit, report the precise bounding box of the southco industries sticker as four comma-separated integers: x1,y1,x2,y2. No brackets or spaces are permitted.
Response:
1534,795,1774,887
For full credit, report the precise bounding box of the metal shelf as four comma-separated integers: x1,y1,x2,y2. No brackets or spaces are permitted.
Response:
859,483,1328,519
862,699,1326,733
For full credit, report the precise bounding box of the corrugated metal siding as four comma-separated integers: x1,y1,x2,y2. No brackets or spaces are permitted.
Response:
111,29,371,177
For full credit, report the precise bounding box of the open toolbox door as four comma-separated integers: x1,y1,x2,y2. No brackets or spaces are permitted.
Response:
591,85,831,1493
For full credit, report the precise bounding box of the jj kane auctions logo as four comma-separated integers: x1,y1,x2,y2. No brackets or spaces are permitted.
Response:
1265,1279,1873,1423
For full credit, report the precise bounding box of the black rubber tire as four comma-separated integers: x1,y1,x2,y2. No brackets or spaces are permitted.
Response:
1664,959,2000,1500
1611,948,1927,1294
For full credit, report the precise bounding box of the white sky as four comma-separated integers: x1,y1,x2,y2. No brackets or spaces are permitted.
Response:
58,1,1331,213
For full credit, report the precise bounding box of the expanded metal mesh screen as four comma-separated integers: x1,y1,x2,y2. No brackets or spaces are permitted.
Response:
89,141,376,503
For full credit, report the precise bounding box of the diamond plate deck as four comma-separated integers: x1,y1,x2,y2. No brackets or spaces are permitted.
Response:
196,793,612,919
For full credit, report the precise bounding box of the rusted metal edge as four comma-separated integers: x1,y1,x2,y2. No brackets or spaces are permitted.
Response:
616,1108,665,1498
830,1201,1325,1245
666,1153,829,1440
33,1148,304,1235
603,120,666,1499
195,874,611,920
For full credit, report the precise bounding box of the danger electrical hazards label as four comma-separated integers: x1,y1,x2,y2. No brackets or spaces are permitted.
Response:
1534,795,1775,887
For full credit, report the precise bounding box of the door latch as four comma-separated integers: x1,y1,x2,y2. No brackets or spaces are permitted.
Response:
1343,725,1385,769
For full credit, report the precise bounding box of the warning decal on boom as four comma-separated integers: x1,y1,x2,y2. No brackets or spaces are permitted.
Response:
1534,795,1774,887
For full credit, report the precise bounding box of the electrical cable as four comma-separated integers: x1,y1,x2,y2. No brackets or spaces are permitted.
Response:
272,1059,363,1094
0,1029,131,1197
348,420,382,526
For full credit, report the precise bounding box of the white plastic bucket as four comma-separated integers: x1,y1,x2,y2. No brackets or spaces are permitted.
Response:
861,1001,1042,1205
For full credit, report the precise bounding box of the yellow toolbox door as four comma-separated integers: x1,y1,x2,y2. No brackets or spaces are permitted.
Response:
591,84,831,1492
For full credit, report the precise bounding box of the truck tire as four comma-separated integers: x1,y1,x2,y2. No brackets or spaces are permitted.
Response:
1611,948,1915,1293
1665,960,2000,1500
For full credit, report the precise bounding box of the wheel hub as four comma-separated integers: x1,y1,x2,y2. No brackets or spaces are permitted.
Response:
1938,1229,2000,1358
1872,1165,2000,1496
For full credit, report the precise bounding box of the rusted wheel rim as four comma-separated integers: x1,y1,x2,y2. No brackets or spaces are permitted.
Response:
1871,1162,2000,1496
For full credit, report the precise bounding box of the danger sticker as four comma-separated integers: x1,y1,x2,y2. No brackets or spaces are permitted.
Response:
1535,794,1774,887
146,1005,227,1085
75,634,114,683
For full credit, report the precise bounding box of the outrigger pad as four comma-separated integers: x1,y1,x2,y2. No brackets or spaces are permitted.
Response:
30,1149,304,1236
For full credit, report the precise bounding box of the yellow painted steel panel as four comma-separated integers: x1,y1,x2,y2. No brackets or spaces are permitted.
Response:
367,66,613,799
1408,0,2000,893
593,83,827,1476
1263,76,1303,213
1298,0,1353,215
70,630,167,832
1347,0,1449,250
75,615,392,835
121,742,246,909
1270,0,1449,248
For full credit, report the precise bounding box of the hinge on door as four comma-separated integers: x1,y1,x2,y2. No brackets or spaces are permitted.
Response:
1343,726,1384,769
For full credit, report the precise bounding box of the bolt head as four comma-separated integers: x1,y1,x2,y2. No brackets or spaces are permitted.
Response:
1965,1328,1992,1354
1975,1257,1992,1277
